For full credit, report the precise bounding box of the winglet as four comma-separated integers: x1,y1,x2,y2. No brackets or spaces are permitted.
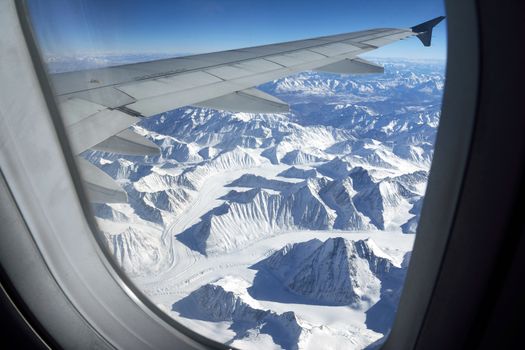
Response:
411,16,446,47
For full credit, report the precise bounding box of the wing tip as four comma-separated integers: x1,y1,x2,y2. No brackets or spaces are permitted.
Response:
411,16,446,47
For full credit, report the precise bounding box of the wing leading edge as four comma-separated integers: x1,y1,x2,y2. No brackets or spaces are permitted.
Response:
50,17,445,203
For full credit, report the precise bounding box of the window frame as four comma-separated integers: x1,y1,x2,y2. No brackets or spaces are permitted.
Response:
0,0,482,349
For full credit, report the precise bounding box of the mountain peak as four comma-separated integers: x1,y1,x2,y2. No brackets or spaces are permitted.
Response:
261,237,395,307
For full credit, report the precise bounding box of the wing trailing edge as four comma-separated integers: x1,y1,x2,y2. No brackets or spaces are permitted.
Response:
91,129,160,156
76,158,128,203
317,57,384,75
59,98,141,154
194,88,289,114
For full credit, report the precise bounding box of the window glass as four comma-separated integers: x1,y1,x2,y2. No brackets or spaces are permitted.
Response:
27,1,446,349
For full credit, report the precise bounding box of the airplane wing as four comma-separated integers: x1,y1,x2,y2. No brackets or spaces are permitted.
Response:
49,16,444,203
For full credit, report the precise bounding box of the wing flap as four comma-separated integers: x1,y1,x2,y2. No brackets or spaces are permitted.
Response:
309,42,362,56
91,129,160,156
60,98,140,154
59,97,106,126
194,88,289,113
206,65,251,80
317,58,384,75
265,49,328,67
123,70,289,116
117,71,222,100
76,157,128,203
231,59,283,73
63,86,136,109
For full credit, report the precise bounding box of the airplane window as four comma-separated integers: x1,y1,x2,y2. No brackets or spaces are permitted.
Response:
26,1,446,349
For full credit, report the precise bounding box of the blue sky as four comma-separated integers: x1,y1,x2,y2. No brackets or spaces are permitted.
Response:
27,0,446,60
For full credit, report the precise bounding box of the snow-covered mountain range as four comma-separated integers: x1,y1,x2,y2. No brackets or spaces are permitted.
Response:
80,58,444,349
